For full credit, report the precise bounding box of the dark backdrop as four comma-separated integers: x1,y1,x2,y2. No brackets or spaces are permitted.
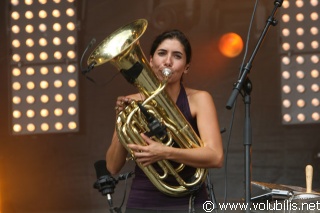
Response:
1,0,319,212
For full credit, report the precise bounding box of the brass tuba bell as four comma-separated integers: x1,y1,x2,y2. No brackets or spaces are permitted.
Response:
87,19,207,197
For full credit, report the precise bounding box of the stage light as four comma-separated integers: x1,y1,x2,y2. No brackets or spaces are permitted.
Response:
9,0,79,135
279,0,320,124
218,32,243,58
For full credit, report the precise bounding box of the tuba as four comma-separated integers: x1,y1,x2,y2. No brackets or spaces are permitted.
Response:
87,19,207,197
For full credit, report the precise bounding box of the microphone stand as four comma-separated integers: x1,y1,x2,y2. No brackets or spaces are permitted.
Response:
225,1,283,212
206,172,219,213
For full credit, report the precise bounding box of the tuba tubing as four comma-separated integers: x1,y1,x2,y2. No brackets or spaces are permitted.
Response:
87,19,207,197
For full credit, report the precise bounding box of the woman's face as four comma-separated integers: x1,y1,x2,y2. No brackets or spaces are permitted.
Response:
150,38,189,83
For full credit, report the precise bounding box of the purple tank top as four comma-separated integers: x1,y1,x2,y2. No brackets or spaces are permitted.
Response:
126,85,208,210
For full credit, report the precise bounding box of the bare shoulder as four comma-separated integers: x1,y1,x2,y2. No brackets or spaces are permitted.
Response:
185,87,213,103
185,87,216,116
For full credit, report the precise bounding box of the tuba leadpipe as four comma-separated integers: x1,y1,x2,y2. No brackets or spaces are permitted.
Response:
87,19,207,197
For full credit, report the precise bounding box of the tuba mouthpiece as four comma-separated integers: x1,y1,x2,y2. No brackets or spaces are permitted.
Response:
162,68,172,78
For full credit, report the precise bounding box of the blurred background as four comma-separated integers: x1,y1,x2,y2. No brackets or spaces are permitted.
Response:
0,0,320,212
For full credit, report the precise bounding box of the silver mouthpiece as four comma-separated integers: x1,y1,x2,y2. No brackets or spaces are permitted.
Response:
162,68,172,77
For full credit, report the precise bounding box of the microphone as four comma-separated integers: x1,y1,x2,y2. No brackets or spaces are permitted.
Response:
88,38,96,49
93,160,117,196
80,38,96,75
94,160,108,178
275,0,284,7
137,103,168,141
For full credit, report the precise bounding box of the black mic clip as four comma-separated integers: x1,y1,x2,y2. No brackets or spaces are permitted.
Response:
118,171,135,181
137,103,168,141
93,175,118,196
82,61,97,75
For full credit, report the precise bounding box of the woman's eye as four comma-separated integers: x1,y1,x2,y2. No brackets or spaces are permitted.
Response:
174,54,182,59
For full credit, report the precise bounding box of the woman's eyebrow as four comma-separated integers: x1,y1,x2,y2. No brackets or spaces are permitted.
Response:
157,49,184,56
173,51,183,55
157,48,167,52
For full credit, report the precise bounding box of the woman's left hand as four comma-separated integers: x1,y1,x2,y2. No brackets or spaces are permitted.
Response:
127,133,166,166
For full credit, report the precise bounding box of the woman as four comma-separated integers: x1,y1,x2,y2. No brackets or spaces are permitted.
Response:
106,30,223,213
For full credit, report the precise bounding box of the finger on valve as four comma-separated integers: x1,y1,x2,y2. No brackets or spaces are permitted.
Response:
115,97,131,114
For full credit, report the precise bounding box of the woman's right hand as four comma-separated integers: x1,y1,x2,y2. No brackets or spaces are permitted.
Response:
115,96,132,115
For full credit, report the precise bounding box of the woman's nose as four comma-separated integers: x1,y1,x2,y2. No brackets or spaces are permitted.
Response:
164,56,172,67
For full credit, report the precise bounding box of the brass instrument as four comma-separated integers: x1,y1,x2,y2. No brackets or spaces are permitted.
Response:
87,19,207,197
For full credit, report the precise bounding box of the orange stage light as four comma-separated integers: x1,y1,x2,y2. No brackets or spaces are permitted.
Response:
218,33,244,58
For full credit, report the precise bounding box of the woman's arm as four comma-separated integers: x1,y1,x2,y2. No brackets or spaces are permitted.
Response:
106,130,128,175
106,94,143,175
